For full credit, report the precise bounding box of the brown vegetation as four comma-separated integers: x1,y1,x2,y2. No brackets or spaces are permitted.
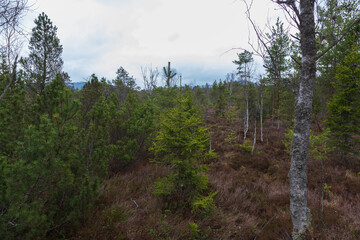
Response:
73,107,360,240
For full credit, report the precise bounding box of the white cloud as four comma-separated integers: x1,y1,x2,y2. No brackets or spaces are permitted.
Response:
23,0,289,87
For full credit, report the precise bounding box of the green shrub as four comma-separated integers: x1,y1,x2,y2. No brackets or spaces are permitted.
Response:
238,139,253,153
191,192,217,217
150,93,215,210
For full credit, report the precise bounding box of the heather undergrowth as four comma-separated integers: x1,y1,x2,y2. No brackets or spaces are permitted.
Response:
73,107,360,240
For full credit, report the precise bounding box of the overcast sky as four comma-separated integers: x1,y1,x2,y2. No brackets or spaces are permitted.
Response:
23,0,285,87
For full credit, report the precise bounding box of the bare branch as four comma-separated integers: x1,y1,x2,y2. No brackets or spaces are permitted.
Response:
141,64,159,94
274,0,300,29
242,0,272,59
0,0,29,32
316,16,360,61
131,198,139,208
220,47,247,57
0,55,18,100
291,55,301,66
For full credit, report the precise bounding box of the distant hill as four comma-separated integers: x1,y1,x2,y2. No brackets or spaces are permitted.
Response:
67,82,86,90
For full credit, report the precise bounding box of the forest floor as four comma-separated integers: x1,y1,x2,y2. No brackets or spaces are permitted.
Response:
72,108,360,240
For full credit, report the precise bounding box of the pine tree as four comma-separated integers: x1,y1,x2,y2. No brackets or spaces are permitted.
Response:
20,12,63,95
263,18,291,127
82,95,111,178
1,76,99,239
163,61,177,88
113,66,137,103
215,80,228,117
80,74,105,123
233,50,253,139
0,57,25,157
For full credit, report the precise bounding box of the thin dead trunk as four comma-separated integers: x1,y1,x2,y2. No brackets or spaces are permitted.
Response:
277,106,280,130
252,119,257,154
0,55,18,101
272,80,276,126
260,86,263,142
244,95,249,140
209,135,212,152
277,78,280,129
244,69,249,140
319,158,325,229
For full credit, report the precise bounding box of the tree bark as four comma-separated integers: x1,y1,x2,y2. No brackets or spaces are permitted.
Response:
260,85,263,142
244,68,249,140
252,119,257,154
289,0,316,238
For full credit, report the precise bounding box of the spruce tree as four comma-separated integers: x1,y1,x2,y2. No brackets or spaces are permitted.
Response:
150,92,216,213
326,45,360,157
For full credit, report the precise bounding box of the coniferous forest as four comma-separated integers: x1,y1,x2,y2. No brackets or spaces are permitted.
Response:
1,0,360,239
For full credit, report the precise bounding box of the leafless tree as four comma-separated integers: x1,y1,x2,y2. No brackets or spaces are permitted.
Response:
0,0,29,101
252,118,257,154
141,65,159,95
225,72,235,95
242,0,360,238
0,0,28,31
259,79,264,142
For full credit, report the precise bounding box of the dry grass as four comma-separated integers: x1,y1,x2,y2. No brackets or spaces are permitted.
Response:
72,107,360,240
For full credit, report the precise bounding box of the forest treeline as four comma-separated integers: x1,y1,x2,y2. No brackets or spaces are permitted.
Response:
0,0,359,239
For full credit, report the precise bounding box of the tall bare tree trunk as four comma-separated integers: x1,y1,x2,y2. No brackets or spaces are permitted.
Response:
252,119,257,154
289,0,316,238
260,85,263,142
271,80,276,126
244,69,249,140
244,95,249,140
277,77,280,129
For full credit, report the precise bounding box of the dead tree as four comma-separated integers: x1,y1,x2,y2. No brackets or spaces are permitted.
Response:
233,50,253,140
0,0,28,101
141,65,159,95
252,118,257,154
0,0,28,31
225,72,235,95
259,79,264,142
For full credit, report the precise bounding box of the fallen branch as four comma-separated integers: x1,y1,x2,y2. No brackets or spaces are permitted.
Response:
131,198,139,208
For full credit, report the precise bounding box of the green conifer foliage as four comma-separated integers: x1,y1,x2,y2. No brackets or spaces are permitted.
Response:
106,91,156,172
215,81,229,117
326,45,360,157
0,59,26,238
163,61,177,88
0,77,99,239
150,93,216,212
113,66,137,103
83,96,111,178
0,58,25,157
20,12,63,95
80,74,105,121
